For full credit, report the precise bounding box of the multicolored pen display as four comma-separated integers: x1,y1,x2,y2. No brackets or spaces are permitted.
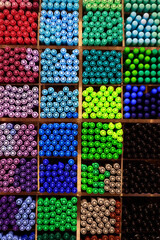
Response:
0,1,159,240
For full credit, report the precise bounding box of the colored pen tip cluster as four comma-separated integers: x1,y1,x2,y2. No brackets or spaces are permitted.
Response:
81,162,121,194
39,158,77,194
125,12,160,46
39,10,79,46
0,195,19,231
39,123,78,157
0,232,35,240
0,9,38,45
83,10,123,46
125,0,160,12
0,158,37,193
124,47,160,84
0,123,37,157
37,197,77,232
82,86,122,119
0,85,39,118
15,196,36,231
124,123,160,159
41,48,79,84
83,49,122,85
0,196,35,231
41,0,79,11
0,0,39,11
124,85,160,119
38,232,76,240
83,0,122,11
82,122,123,160
81,198,121,235
40,86,79,119
0,47,39,83
82,236,120,240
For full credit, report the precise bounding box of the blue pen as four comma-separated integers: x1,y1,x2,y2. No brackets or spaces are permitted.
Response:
137,25,144,32
138,32,144,38
132,20,138,29
138,38,144,45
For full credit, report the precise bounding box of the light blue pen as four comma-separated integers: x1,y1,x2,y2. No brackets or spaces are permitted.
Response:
144,39,150,46
126,24,132,31
151,38,157,46
130,12,136,19
138,38,144,45
138,32,144,38
143,13,149,20
132,20,138,29
137,25,144,32
151,25,157,32
140,19,147,26
126,31,132,38
135,15,142,22
132,38,138,45
144,32,151,38
144,25,151,32
126,38,132,45
147,19,154,26
132,30,138,37
126,17,133,24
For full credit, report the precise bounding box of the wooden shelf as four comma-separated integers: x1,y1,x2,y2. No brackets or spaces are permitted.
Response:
122,194,160,197
0,118,160,123
1,191,159,197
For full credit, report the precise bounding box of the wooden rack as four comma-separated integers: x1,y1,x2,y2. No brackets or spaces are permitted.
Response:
0,0,160,239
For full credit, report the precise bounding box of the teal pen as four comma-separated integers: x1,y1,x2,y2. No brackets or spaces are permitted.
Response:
135,15,142,22
132,3,138,10
143,13,149,20
138,38,144,45
157,26,160,32
138,3,144,11
144,38,150,45
145,32,151,38
137,25,144,31
125,3,131,11
150,38,157,45
151,25,157,32
132,38,138,45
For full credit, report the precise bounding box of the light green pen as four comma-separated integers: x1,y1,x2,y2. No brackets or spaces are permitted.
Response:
124,3,131,11
131,0,137,3
144,0,149,3
125,0,160,12
138,3,144,11
155,19,160,26
151,3,157,11
157,12,160,18
137,0,143,3
151,32,157,38
151,12,157,19
132,3,138,11
144,4,151,11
